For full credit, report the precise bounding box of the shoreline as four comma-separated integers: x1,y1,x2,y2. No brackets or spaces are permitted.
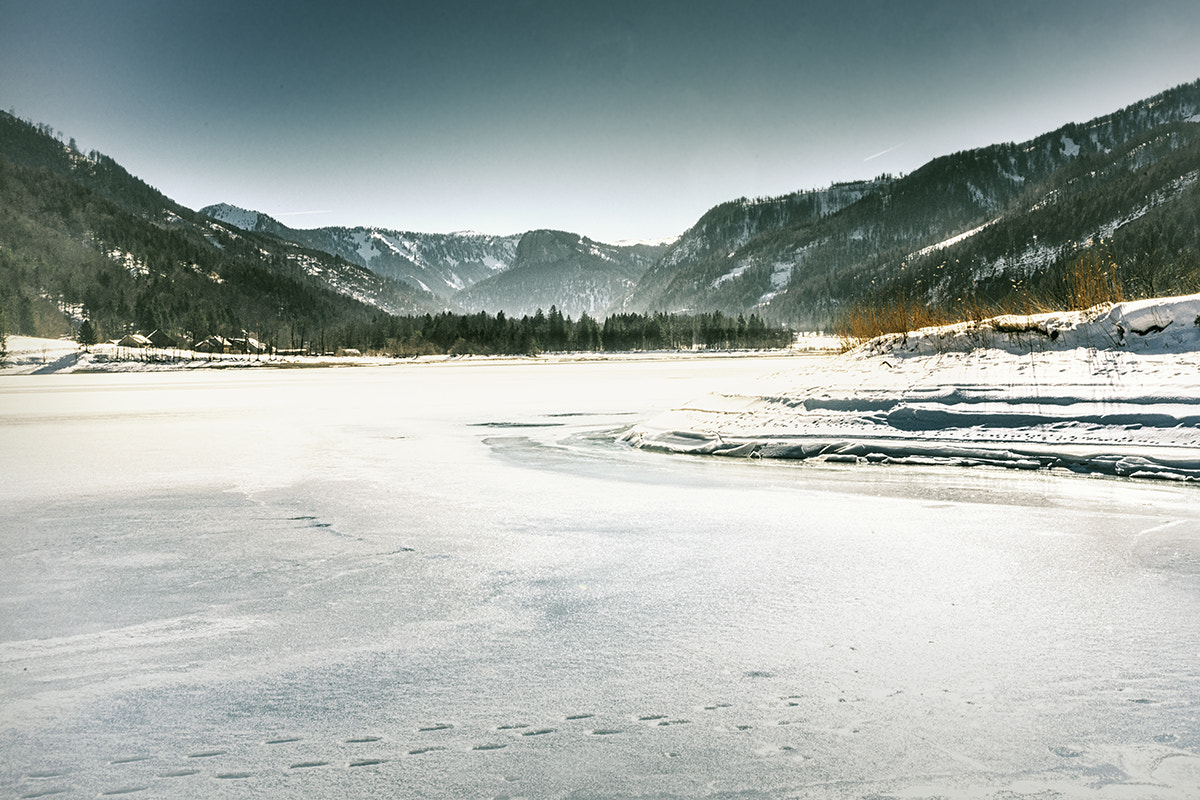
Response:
0,335,836,376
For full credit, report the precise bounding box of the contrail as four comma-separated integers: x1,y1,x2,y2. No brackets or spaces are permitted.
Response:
864,144,903,162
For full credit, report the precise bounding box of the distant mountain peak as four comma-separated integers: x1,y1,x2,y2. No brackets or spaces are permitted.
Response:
202,202,266,231
606,235,682,248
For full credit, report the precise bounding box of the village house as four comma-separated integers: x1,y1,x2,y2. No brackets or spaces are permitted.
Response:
116,333,152,348
193,334,233,354
145,329,176,348
229,335,266,355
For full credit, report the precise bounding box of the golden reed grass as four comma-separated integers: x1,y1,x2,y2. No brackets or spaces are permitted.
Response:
837,251,1125,345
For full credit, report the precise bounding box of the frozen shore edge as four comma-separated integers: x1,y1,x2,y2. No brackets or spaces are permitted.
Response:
622,293,1200,482
621,428,1200,481
0,339,829,376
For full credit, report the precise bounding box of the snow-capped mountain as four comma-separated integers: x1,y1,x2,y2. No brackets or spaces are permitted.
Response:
458,229,666,319
202,205,522,298
197,215,438,317
202,206,670,317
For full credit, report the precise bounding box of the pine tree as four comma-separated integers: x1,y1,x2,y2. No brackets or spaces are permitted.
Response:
77,319,97,350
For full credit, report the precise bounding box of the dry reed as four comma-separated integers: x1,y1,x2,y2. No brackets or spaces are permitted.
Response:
837,250,1125,345
1066,251,1123,310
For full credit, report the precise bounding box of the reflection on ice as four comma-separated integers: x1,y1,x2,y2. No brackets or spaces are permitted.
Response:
2,359,1200,799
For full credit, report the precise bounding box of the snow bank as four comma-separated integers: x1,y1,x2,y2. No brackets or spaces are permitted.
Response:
623,294,1200,481
858,293,1200,356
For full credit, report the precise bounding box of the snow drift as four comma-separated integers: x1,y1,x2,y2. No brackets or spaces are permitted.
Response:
622,294,1200,481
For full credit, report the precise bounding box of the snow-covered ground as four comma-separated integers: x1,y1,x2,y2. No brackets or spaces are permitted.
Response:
4,346,1200,799
0,335,828,375
0,336,288,374
625,293,1200,481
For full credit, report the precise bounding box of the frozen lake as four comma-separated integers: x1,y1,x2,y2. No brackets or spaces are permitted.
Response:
2,356,1199,799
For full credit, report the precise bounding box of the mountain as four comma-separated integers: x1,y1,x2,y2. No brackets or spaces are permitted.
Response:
202,206,671,318
7,77,1199,341
624,79,1200,327
201,204,520,298
623,180,883,316
0,111,437,346
457,230,667,318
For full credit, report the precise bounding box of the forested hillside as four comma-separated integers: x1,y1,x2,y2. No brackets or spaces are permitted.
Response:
0,112,436,347
627,79,1200,327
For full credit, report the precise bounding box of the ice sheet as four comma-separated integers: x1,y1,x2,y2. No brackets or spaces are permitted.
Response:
3,356,1200,799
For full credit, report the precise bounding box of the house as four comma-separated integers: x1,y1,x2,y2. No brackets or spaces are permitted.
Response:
117,333,152,348
146,329,176,348
194,335,233,354
229,335,266,355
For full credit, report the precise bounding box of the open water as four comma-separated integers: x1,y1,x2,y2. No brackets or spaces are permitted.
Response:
2,357,1199,799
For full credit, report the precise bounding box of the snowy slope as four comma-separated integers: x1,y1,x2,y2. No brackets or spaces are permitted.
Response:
202,203,522,297
623,294,1200,481
201,205,668,314
458,229,665,317
203,203,262,231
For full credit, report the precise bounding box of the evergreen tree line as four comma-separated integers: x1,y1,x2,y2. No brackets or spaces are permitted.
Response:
334,307,791,356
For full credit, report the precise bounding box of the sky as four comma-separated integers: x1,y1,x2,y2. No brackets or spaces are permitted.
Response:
2,1,1199,243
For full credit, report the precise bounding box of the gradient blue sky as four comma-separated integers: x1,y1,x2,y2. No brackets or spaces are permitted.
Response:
3,0,1199,242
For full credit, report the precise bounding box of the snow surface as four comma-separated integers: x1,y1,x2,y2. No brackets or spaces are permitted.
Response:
8,358,1199,799
605,235,682,248
350,230,376,264
0,335,828,377
909,218,997,260
712,261,754,288
205,203,260,231
9,295,1200,482
624,294,1200,481
1,336,286,374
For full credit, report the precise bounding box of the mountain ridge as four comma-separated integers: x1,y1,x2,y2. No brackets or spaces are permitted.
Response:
202,203,522,297
458,229,666,318
625,78,1200,326
201,204,671,317
4,77,1200,341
